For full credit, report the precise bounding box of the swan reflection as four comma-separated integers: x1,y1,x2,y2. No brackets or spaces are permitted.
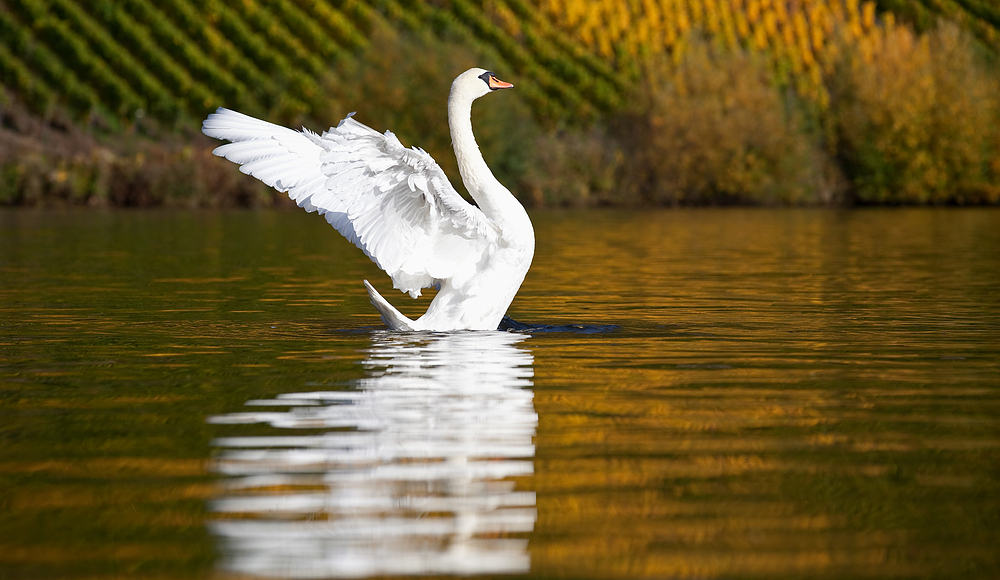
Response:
208,331,537,578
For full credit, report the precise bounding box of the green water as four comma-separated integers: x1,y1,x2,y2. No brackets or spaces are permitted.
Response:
1,208,998,579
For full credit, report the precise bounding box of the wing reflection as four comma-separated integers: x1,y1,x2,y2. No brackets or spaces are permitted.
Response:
208,331,537,578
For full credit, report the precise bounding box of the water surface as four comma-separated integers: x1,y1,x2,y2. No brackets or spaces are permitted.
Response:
1,208,998,578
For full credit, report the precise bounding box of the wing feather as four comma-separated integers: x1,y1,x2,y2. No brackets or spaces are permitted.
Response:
202,108,498,298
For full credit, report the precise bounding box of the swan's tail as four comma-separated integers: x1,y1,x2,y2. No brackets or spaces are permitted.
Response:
363,280,416,331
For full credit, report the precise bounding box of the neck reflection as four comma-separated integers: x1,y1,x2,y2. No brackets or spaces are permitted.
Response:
208,331,537,578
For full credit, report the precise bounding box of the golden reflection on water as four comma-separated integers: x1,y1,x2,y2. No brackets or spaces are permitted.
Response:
1,209,999,579
511,210,1000,579
208,332,538,578
528,373,997,578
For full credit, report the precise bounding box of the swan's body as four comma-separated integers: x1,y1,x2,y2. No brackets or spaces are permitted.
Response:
202,69,533,331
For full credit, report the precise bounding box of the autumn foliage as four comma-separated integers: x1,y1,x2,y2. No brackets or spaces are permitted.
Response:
0,0,998,205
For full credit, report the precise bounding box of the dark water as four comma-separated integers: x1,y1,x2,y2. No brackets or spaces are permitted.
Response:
1,208,998,579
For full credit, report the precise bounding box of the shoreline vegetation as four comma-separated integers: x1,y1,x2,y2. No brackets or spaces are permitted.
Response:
1,1,999,208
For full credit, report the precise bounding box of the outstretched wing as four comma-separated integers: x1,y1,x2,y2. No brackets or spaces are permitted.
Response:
202,108,499,298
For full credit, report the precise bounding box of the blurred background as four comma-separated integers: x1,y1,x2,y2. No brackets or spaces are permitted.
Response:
1,0,998,208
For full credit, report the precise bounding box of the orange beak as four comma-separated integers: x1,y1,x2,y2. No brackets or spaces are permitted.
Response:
488,75,514,90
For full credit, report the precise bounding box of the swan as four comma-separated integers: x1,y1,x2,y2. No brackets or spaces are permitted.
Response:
202,68,534,331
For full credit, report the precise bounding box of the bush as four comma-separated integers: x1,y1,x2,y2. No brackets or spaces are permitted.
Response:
618,38,839,206
0,96,278,207
521,126,627,207
830,21,1000,204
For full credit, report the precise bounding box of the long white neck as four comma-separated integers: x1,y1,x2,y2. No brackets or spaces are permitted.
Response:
448,88,527,231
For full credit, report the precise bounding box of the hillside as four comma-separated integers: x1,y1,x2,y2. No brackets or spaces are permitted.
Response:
1,0,998,207
0,0,629,130
874,0,1000,47
2,0,996,130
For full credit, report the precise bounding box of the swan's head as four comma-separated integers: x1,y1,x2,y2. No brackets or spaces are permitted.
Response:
452,68,514,102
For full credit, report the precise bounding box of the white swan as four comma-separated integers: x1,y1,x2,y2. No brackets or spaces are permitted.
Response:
202,68,534,331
